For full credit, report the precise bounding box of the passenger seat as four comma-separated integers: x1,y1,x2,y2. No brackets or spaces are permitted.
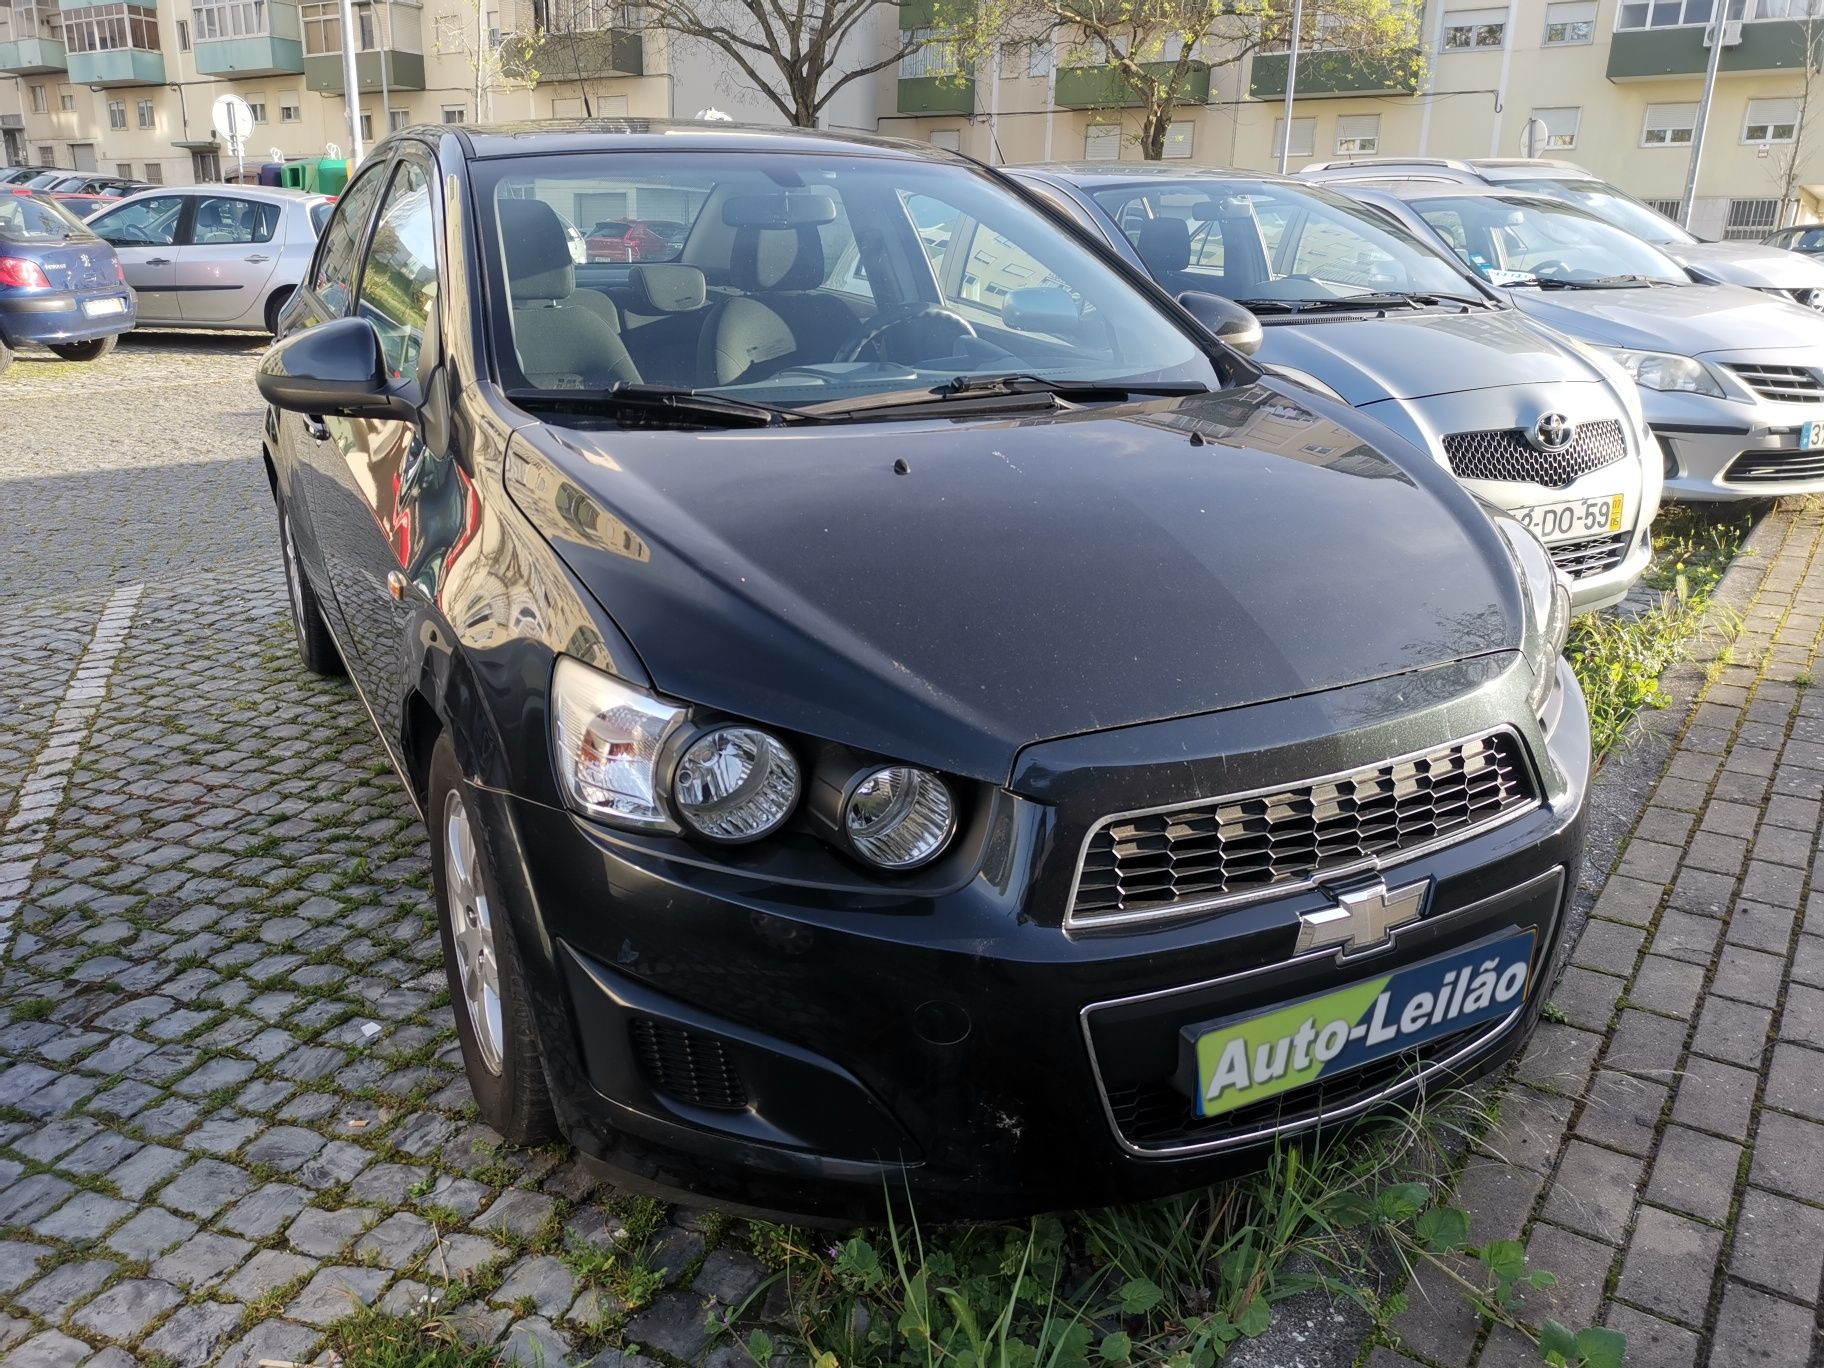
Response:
697,214,861,385
1134,217,1195,295
499,199,640,389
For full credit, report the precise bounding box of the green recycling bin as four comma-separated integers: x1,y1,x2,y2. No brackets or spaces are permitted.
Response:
279,160,313,191
315,158,349,195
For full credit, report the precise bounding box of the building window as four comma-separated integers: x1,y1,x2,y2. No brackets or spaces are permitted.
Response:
58,91,74,111
928,128,961,150
193,0,270,40
115,162,133,177
1027,39,1053,77
1162,119,1194,158
107,100,126,129
1642,102,1696,145
144,162,163,181
1617,0,1746,29
1647,197,1684,218
441,105,465,123
389,108,410,131
359,111,373,141
1529,106,1580,149
29,85,46,114
1725,197,1780,239
1441,7,1505,49
280,101,301,122
37,146,55,165
530,0,636,32
62,4,161,54
1542,0,1595,42
192,150,221,181
176,17,189,47
1272,115,1316,160
1335,114,1379,155
301,1,343,53
900,28,962,79
1084,122,1121,160
137,98,154,127
247,100,266,123
1744,97,1799,143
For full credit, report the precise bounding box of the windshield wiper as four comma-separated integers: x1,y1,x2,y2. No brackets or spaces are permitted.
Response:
1524,274,1658,290
510,382,815,428
801,373,1209,420
1237,290,1487,313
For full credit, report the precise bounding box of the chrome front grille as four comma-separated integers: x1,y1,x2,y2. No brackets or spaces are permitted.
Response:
1549,529,1632,580
1068,732,1537,928
1725,448,1824,484
1442,421,1626,488
1725,363,1824,403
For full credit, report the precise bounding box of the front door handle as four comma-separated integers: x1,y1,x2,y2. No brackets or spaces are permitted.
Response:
303,415,330,441
145,256,171,265
244,253,271,263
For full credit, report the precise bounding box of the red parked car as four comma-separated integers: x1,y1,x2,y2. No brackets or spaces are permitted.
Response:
583,217,686,262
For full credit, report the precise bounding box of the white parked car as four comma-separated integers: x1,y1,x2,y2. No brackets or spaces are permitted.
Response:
87,184,333,334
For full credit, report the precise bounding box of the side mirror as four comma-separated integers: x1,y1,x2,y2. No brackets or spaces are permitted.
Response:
257,316,406,418
1176,290,1263,357
1003,285,1083,337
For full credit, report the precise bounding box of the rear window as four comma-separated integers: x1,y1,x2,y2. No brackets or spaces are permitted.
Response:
310,201,334,235
0,196,98,244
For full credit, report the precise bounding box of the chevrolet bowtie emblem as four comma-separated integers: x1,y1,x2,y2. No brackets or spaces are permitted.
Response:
1297,877,1430,957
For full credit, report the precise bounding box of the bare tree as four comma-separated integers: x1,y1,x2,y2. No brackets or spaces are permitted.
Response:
1767,5,1824,225
640,0,923,126
434,0,539,120
947,0,1424,160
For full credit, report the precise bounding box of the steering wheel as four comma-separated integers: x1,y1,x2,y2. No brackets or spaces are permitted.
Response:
1530,259,1575,278
836,304,977,365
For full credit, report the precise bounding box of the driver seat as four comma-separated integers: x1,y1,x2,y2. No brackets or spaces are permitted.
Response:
1134,217,1195,294
500,199,641,390
696,224,859,386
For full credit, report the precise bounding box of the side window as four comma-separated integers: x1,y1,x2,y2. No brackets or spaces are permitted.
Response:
819,199,873,301
902,191,957,281
310,162,389,315
356,159,438,383
91,195,186,247
188,196,279,245
1281,216,1402,287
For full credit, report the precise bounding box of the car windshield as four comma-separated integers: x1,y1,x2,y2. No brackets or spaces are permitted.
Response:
1522,177,1697,247
0,195,98,244
1411,195,1689,286
1087,178,1476,305
478,151,1226,413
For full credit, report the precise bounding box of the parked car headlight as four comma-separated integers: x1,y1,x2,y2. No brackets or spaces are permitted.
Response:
1492,515,1571,717
551,656,685,829
1596,348,1724,398
842,766,956,869
671,726,801,842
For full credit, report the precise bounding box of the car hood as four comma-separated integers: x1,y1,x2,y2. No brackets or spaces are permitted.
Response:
1666,239,1824,292
1255,307,1600,405
1506,282,1824,357
507,385,1524,783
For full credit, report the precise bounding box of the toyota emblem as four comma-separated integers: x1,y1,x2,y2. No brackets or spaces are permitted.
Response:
79,253,91,268
1529,412,1576,453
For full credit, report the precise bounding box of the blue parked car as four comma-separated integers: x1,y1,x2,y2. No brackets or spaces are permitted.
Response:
0,192,136,374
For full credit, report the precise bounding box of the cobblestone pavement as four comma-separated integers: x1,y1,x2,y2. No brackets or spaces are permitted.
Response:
1379,505,1824,1368
0,337,760,1367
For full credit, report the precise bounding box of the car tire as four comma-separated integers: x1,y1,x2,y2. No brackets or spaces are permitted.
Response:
428,733,559,1146
265,286,295,336
49,336,117,362
0,338,12,375
277,500,345,677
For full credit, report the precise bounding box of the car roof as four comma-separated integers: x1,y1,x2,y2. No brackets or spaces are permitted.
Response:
114,184,328,206
1300,155,1601,183
1339,181,1568,204
1010,162,1304,189
407,117,962,163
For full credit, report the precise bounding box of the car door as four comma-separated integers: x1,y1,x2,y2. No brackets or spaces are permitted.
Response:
88,194,188,322
176,194,283,325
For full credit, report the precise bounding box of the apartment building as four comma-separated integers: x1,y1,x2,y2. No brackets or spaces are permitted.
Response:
0,0,877,183
878,0,1824,235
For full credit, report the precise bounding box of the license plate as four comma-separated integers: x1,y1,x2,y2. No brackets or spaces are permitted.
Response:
81,297,125,317
1802,421,1824,450
1514,493,1624,545
1189,931,1536,1118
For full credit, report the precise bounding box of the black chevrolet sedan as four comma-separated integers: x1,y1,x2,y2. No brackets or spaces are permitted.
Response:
256,121,1589,1221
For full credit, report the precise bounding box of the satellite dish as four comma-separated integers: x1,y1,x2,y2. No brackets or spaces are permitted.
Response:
1518,116,1550,159
695,107,734,121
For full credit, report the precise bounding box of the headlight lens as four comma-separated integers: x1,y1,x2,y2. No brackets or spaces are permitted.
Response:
1596,347,1725,398
672,725,800,842
551,656,685,829
842,765,956,870
1493,515,1572,716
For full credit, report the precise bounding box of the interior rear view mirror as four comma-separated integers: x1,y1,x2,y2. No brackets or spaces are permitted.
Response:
1003,286,1084,337
722,191,839,229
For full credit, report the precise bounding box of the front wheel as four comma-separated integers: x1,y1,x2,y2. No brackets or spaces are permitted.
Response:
429,734,558,1146
0,338,12,376
277,500,344,676
50,336,117,362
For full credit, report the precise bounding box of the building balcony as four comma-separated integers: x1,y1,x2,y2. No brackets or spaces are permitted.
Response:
304,46,424,91
1606,20,1814,79
1248,49,1418,98
66,45,163,84
195,32,303,74
898,73,972,113
501,26,642,81
1054,60,1208,109
0,35,66,72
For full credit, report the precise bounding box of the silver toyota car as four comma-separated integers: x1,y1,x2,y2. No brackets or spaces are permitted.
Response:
1345,182,1824,503
1301,157,1824,311
1008,165,1659,610
87,184,333,335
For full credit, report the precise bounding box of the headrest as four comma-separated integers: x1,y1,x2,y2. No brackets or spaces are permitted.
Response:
722,190,838,229
1135,216,1192,276
732,226,824,292
628,263,707,313
499,198,574,302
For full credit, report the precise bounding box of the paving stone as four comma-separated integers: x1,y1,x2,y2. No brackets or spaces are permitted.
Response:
623,1289,713,1362
6,1330,96,1368
425,1232,509,1280
1615,1205,1725,1326
0,1240,51,1295
1709,1281,1815,1364
1730,1186,1824,1304
218,1180,313,1239
155,1157,251,1218
150,1230,255,1290
287,1205,377,1257
184,1113,262,1155
240,1124,328,1173
287,1264,392,1325
1604,1009,1687,1079
1571,920,1645,977
1512,1022,1602,1097
1625,956,1705,1021
1672,1055,1759,1138
1603,1303,1700,1368
104,1205,199,1260
1649,910,1722,964
1710,944,1790,1007
1539,1141,1643,1244
353,1210,436,1269
1750,1110,1824,1204
31,1189,133,1242
220,1247,319,1303
1573,1070,1668,1157
14,1259,118,1315
0,1174,74,1226
140,1299,246,1368
1645,1126,1742,1224
212,1318,323,1368
475,1188,559,1240
694,1247,767,1304
70,1276,183,1339
501,1314,575,1367
1725,899,1797,955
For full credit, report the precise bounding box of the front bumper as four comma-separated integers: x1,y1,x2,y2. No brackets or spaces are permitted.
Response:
480,658,1590,1221
1650,374,1824,501
0,286,136,348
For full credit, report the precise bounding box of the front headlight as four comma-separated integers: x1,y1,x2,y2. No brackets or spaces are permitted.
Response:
671,725,801,843
1595,347,1725,398
842,765,956,870
1492,515,1572,717
551,656,686,829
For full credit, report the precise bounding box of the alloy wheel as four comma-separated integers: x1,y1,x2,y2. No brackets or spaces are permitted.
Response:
444,792,505,1075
